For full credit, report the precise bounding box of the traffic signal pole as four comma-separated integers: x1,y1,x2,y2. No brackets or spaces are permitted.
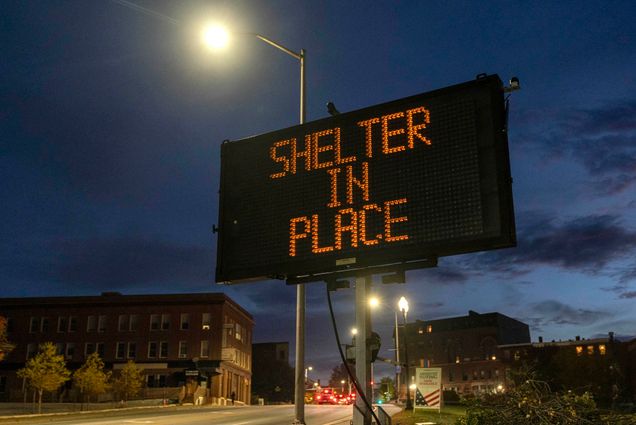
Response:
353,276,372,425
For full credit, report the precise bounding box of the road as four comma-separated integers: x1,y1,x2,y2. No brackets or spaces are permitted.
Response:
0,404,368,425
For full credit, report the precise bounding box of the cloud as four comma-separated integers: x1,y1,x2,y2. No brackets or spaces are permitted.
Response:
517,100,636,194
619,291,636,299
467,213,636,282
523,300,611,331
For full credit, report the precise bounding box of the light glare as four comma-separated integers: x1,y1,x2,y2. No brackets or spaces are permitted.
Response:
202,25,229,50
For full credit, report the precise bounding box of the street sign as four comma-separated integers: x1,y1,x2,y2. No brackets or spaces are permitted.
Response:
216,75,515,283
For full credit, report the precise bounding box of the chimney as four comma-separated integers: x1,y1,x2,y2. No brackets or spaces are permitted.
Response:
575,336,580,341
538,336,543,343
609,332,614,342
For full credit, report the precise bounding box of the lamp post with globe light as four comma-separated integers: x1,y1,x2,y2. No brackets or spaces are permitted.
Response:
202,24,307,425
398,296,413,410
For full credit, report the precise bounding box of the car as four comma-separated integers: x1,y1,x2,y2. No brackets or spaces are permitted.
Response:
315,388,338,405
336,393,354,405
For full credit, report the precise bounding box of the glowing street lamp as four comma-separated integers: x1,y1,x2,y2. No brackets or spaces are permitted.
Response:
201,24,230,50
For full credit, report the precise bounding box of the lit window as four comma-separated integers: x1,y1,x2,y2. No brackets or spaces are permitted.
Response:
587,345,594,355
427,325,432,333
513,351,520,361
599,344,606,355
96,343,105,358
66,343,75,359
202,313,211,330
418,327,424,334
575,346,583,356
455,356,460,364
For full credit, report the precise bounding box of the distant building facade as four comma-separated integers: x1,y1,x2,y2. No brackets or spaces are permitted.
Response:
251,342,294,403
500,333,635,405
0,292,253,404
397,310,530,397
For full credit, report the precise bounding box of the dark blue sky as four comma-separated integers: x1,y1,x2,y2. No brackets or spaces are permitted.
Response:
2,0,636,382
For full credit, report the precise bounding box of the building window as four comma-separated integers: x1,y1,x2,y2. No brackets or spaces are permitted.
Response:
418,327,424,334
40,317,50,333
116,342,126,359
129,315,138,331
159,342,168,358
455,356,461,364
200,340,210,358
179,341,188,358
56,343,65,356
161,314,170,330
235,323,242,342
513,351,521,361
118,315,128,332
26,343,37,360
87,316,97,332
180,314,190,330
148,342,158,358
98,315,107,333
587,345,594,355
150,314,161,331
29,317,39,333
427,325,433,333
57,317,67,333
127,343,136,359
0,376,6,393
202,313,211,330
68,316,78,332
96,343,105,358
576,346,583,356
66,343,75,359
599,344,606,355
85,343,95,357
449,370,454,382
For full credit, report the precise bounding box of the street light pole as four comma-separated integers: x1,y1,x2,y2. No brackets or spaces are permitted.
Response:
398,297,413,410
394,311,400,402
226,31,307,425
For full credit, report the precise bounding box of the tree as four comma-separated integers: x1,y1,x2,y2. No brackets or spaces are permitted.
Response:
73,352,111,408
0,316,14,361
328,362,355,391
113,360,144,402
378,376,395,402
17,342,71,413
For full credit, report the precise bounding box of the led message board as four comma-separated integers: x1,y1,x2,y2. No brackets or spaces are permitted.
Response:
216,75,515,283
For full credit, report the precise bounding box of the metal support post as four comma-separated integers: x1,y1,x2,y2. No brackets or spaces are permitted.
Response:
353,276,372,425
294,284,305,424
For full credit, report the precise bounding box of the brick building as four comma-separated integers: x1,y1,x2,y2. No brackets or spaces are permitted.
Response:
397,310,530,397
0,292,253,404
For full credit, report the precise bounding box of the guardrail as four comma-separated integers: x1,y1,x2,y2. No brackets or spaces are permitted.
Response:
374,405,391,425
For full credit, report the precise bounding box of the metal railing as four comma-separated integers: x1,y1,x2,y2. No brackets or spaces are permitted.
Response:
373,405,392,425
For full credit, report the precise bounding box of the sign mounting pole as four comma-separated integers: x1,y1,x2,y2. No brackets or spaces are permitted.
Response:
353,275,372,425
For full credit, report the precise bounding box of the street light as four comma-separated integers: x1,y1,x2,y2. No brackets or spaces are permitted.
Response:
398,296,413,410
305,366,313,385
204,24,307,425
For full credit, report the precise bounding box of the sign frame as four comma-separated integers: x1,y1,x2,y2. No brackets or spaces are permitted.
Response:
216,75,515,284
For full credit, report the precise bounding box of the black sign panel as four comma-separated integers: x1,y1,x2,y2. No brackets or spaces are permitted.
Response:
216,75,515,283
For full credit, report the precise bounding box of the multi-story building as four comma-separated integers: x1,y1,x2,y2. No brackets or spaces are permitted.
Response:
0,292,253,404
397,310,530,397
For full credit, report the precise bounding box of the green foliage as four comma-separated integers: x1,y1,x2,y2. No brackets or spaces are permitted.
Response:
113,360,144,401
454,377,601,425
379,376,395,402
17,342,71,413
328,362,355,390
73,352,111,404
0,316,14,361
